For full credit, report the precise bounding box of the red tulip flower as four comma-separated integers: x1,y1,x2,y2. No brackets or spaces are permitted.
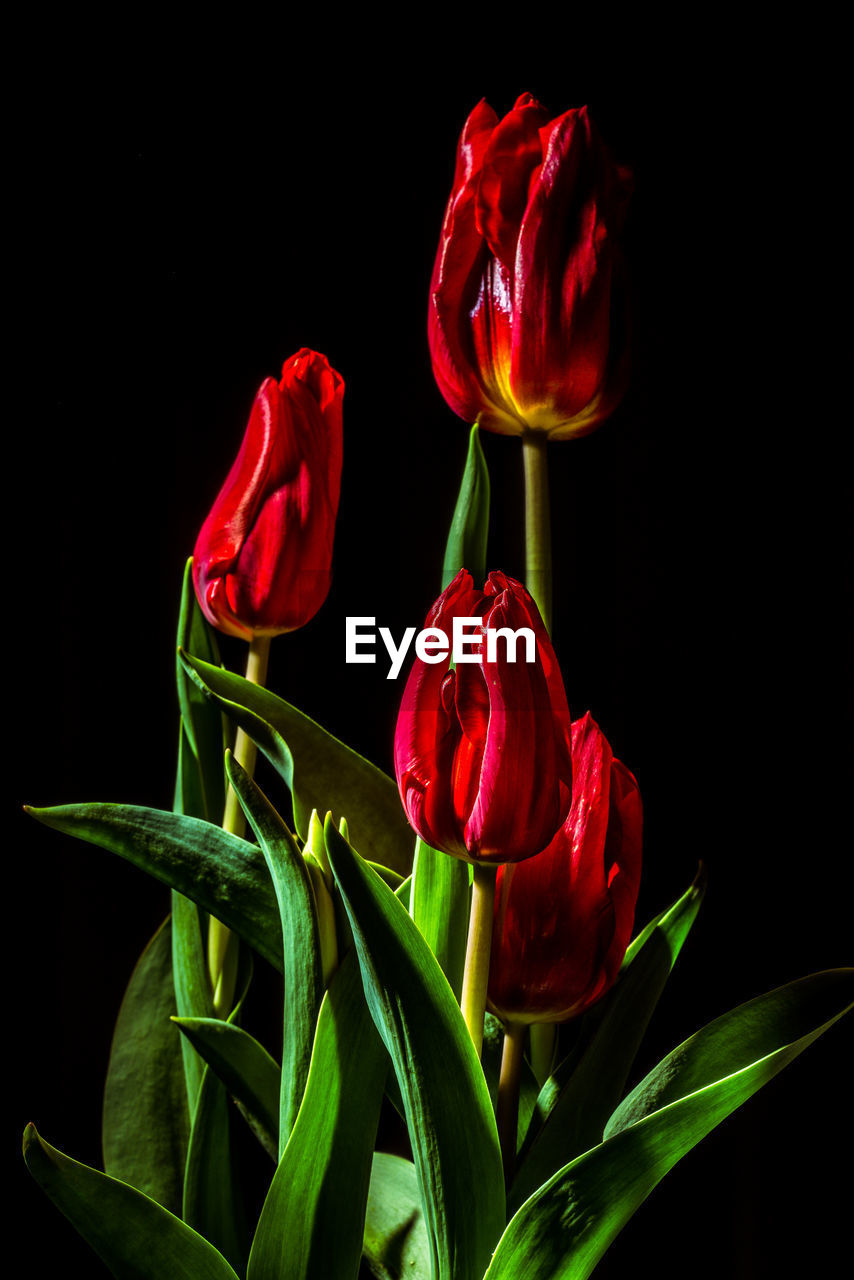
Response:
193,349,344,639
394,570,573,864
429,93,632,439
488,712,642,1023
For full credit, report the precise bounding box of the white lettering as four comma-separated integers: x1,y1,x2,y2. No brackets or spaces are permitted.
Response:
346,617,376,664
486,626,535,664
453,616,483,663
415,627,450,663
344,618,537,675
379,626,417,680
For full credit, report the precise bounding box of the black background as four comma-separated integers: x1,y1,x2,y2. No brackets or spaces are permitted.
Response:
14,18,852,1279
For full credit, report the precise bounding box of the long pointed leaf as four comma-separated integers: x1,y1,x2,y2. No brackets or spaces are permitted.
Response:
510,872,705,1211
176,556,227,825
173,1017,280,1159
226,754,323,1152
23,1124,240,1280
442,422,490,589
363,1153,431,1280
179,650,412,873
485,968,854,1280
102,917,189,1214
325,819,504,1280
247,951,387,1280
183,1068,247,1276
173,724,216,1109
27,803,282,970
408,838,470,1001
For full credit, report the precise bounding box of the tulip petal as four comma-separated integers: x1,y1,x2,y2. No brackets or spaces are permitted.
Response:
488,714,640,1024
475,92,549,270
428,100,524,433
193,350,343,637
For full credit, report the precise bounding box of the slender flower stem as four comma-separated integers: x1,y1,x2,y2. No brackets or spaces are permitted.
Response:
529,1021,557,1086
522,434,561,1090
522,432,552,632
208,633,272,1016
497,1021,526,1182
461,863,497,1058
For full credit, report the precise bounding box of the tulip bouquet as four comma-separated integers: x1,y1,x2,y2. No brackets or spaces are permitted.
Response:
22,93,852,1280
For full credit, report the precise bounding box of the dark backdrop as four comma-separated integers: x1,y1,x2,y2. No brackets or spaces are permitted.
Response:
14,21,852,1279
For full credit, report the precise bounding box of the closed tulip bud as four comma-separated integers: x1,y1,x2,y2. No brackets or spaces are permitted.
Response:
488,712,642,1023
429,94,632,439
393,569,573,864
193,348,344,639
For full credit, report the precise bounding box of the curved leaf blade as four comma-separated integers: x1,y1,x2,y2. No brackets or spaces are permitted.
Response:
226,754,323,1152
102,917,189,1215
173,1017,280,1160
442,422,490,589
27,803,282,971
23,1124,240,1280
179,650,413,874
510,872,705,1211
247,951,387,1280
363,1153,431,1280
183,1068,247,1277
486,969,854,1280
176,556,227,825
325,819,504,1280
408,839,470,1001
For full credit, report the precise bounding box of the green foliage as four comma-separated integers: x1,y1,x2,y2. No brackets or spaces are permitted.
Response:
485,969,854,1280
325,819,504,1280
226,754,323,1152
23,1124,240,1280
28,803,283,970
102,918,190,1216
247,953,387,1280
442,423,490,588
510,872,705,1211
179,651,413,874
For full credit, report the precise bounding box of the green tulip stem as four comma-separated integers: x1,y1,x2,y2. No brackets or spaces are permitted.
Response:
461,862,497,1058
208,633,272,1016
497,1021,526,1182
522,432,552,632
529,1021,557,1086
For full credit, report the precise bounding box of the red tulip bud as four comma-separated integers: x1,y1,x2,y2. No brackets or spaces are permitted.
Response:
393,570,573,863
193,349,344,639
429,94,632,439
488,712,642,1023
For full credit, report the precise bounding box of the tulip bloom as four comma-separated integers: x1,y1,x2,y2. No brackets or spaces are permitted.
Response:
193,348,344,639
488,712,642,1023
429,93,632,439
394,570,573,863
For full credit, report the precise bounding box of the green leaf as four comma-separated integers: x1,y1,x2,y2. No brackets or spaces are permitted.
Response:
363,1153,431,1280
27,803,282,971
226,753,323,1153
442,423,490,589
172,1017,281,1160
325,819,504,1280
182,1068,247,1277
23,1124,240,1280
171,874,212,1109
172,724,217,1110
247,951,387,1280
176,556,228,825
408,839,470,1002
179,650,413,875
485,968,854,1280
102,917,190,1215
509,872,705,1212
